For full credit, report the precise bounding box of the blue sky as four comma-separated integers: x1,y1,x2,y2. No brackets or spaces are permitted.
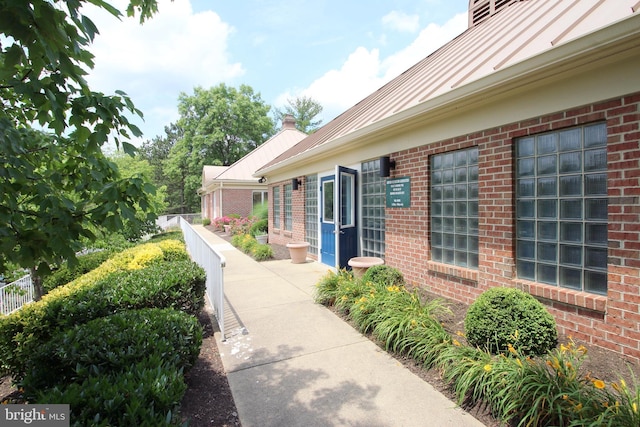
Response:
85,0,469,142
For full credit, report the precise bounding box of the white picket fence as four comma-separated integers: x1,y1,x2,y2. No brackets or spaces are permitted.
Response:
179,217,226,337
0,275,34,315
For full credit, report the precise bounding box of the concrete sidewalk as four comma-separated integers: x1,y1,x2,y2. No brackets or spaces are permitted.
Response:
192,225,485,427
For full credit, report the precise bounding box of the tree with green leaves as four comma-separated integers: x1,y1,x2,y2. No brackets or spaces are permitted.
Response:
107,151,168,241
0,0,160,298
273,95,323,133
139,123,186,213
165,84,274,212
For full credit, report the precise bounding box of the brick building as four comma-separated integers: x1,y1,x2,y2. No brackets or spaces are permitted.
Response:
200,115,307,219
256,1,640,360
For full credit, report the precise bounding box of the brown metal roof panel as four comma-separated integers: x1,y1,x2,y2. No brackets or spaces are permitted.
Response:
260,0,638,173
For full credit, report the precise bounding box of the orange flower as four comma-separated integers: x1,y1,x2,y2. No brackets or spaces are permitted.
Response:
452,339,461,347
592,379,606,389
483,364,492,372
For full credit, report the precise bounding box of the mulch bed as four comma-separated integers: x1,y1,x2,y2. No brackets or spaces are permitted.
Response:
3,229,640,427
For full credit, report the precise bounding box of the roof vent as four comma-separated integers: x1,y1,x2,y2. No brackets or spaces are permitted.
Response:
282,114,297,130
468,0,520,27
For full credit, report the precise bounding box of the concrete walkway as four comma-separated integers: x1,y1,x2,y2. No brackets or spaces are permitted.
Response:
192,225,485,427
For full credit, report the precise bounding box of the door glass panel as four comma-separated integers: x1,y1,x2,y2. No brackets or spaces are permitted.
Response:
323,180,334,223
341,173,354,227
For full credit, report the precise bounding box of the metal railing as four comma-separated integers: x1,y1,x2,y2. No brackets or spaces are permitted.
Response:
158,214,202,230
0,275,34,315
180,217,226,337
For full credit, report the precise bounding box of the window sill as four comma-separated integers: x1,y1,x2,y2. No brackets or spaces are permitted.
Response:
427,261,478,282
516,281,607,313
272,229,281,235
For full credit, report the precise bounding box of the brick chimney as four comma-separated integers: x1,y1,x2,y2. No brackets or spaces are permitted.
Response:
282,114,297,130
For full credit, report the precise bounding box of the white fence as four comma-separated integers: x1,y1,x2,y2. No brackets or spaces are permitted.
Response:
158,214,201,230
179,217,226,337
0,275,34,315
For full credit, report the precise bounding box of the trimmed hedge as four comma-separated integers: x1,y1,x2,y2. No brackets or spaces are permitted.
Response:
362,265,405,287
43,250,113,293
37,361,187,426
0,241,204,379
464,287,558,356
23,308,202,394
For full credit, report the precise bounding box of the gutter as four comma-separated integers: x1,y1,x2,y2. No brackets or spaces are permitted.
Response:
256,12,640,177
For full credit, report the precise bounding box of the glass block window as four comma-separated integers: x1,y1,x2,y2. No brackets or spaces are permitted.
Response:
273,186,280,229
284,183,293,231
362,160,385,258
431,147,479,268
516,123,608,294
305,175,318,255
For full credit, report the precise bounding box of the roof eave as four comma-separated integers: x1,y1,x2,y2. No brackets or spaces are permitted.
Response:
256,13,640,177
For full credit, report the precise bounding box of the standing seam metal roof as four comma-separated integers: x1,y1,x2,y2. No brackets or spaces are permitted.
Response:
259,0,639,172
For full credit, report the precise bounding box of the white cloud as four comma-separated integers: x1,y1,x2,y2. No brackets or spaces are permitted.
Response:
283,12,468,123
382,11,420,33
84,0,243,139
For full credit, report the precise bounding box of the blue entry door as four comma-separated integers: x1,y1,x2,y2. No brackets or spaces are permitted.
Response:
319,167,358,269
320,175,336,267
337,166,358,268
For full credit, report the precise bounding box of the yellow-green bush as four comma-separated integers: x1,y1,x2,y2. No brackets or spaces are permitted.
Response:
0,240,202,379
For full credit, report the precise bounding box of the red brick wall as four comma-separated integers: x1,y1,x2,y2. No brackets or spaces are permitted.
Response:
386,92,640,361
222,189,253,218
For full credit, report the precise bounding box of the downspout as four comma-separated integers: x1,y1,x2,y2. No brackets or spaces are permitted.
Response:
219,181,224,217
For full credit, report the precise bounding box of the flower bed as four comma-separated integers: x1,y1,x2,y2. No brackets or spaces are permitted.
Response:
314,267,640,426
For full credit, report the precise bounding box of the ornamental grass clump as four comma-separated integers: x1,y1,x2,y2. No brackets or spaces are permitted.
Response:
251,243,273,261
315,268,451,368
464,287,558,356
314,269,354,306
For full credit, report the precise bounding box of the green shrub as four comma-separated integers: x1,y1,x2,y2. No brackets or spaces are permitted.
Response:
252,244,273,261
43,250,113,293
202,217,211,226
236,234,256,253
0,259,205,379
23,308,202,393
149,230,184,243
249,219,268,236
361,265,404,287
37,360,186,427
230,234,244,247
250,202,268,220
464,287,557,356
